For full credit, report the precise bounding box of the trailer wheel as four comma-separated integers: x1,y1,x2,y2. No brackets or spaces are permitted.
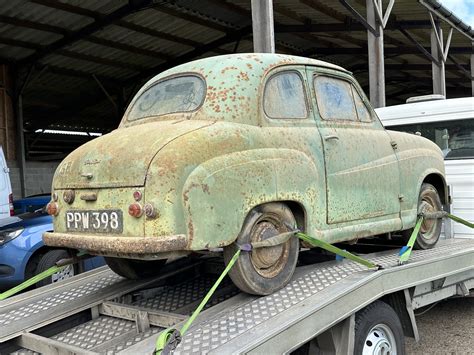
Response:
105,257,166,279
403,183,442,250
354,301,405,355
223,202,299,295
35,250,76,287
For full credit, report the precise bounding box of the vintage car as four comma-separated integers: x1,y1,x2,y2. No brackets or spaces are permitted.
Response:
44,54,447,295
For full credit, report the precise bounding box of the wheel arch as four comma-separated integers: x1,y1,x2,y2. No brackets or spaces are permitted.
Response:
422,173,448,205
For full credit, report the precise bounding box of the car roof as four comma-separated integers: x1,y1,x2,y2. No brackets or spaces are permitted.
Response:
145,53,349,86
375,97,474,126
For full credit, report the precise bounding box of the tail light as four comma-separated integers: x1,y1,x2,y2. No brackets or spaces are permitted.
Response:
9,193,13,216
46,202,59,216
128,203,143,218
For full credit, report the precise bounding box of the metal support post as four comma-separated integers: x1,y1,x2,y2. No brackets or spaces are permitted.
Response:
314,314,355,355
430,20,445,96
366,0,386,108
15,94,26,198
471,47,474,96
251,0,275,53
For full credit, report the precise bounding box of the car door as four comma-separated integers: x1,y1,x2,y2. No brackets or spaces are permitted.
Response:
309,69,401,225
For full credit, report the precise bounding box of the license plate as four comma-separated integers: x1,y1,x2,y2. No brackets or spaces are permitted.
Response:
65,210,123,233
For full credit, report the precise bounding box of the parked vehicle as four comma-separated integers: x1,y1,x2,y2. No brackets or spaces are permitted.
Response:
13,193,50,215
0,146,13,220
376,97,474,238
43,54,447,295
0,208,105,289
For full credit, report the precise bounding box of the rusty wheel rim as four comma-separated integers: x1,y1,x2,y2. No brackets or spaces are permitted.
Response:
250,213,290,279
419,195,438,240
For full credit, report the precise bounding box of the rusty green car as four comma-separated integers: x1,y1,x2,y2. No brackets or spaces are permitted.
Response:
44,54,447,295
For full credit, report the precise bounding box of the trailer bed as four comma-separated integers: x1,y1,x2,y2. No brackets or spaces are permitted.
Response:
1,238,473,354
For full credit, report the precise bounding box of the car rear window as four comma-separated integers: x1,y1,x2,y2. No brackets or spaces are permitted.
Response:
263,71,308,119
127,75,206,121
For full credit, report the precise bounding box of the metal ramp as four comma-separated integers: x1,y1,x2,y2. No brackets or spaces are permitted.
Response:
2,239,473,355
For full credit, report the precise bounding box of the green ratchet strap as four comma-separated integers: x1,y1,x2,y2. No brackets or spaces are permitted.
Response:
155,229,380,354
398,216,423,265
0,251,88,301
446,213,474,229
155,249,241,355
398,212,474,265
0,265,66,300
295,232,381,269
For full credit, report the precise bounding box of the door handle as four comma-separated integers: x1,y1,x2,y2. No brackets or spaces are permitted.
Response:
324,135,339,141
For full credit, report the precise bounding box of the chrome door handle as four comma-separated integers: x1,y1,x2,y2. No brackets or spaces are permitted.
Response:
324,135,339,141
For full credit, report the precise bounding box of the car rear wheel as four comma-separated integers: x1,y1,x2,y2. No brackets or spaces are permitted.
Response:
105,257,166,279
223,202,299,295
403,183,442,250
35,249,76,287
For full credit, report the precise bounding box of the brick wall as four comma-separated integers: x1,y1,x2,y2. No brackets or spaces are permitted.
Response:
8,160,60,198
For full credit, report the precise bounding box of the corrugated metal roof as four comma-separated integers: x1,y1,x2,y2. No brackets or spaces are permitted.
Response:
0,0,471,160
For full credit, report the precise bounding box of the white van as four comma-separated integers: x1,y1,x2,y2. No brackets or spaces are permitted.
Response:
376,97,474,238
0,146,13,220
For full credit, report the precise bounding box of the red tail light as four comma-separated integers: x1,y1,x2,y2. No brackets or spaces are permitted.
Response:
128,203,143,218
9,193,13,216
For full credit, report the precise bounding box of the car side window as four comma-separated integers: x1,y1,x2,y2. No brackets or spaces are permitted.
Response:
351,86,372,123
314,76,357,121
263,71,308,119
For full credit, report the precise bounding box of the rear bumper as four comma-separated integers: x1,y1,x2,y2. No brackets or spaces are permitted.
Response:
43,232,188,255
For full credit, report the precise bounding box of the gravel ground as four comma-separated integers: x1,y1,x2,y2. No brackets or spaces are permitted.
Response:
405,297,474,354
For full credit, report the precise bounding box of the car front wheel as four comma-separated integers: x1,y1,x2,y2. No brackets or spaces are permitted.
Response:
223,202,299,295
403,183,442,249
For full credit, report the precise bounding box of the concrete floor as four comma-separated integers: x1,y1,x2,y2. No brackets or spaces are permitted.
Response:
405,297,474,354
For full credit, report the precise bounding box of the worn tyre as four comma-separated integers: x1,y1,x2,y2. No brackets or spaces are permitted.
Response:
35,249,76,287
223,202,299,295
105,257,166,279
403,183,442,250
354,300,405,355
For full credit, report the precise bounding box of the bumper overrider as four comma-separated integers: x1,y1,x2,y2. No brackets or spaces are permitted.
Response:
43,232,188,255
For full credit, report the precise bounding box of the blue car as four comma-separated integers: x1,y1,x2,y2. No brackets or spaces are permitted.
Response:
0,208,105,290
13,193,51,215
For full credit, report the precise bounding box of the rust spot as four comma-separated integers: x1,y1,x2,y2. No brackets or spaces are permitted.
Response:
239,71,249,81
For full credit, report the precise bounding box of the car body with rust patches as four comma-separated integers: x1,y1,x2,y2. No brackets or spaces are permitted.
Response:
43,54,447,294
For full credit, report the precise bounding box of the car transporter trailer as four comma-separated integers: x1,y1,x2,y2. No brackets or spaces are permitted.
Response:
0,237,473,354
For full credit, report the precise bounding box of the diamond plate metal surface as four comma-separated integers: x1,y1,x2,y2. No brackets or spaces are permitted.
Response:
51,316,135,349
6,239,474,355
0,274,122,327
174,239,474,354
131,276,233,313
103,326,163,354
174,262,363,354
10,350,38,355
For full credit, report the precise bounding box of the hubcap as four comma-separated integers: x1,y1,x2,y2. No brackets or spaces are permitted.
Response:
250,215,290,278
419,196,438,239
362,324,397,355
51,264,75,283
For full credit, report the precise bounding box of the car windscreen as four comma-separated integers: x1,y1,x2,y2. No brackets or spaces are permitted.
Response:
127,75,206,121
388,118,474,159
